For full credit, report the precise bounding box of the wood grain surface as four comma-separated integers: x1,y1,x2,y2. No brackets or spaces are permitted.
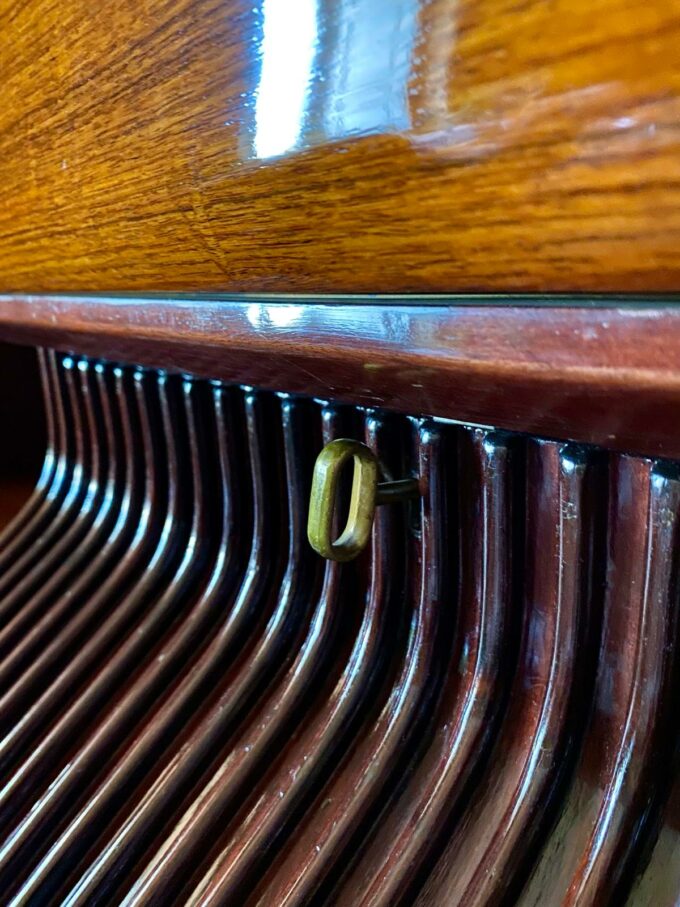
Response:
1,296,680,459
1,0,680,293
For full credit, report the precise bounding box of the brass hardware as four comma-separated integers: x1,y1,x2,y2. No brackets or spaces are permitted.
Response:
307,439,420,562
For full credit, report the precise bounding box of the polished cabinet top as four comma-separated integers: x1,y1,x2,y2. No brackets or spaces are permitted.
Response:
1,0,680,292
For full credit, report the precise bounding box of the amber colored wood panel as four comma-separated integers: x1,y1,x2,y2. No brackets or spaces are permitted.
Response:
2,296,680,460
1,0,680,293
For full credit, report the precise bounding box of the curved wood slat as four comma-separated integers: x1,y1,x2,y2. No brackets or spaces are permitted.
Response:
246,421,445,906
64,402,344,906
332,428,512,907
0,370,183,840
25,390,309,903
518,457,680,906
0,364,140,711
0,361,122,685
0,391,200,896
124,410,402,904
0,368,160,758
0,360,108,642
0,378,227,898
415,440,591,906
0,356,87,605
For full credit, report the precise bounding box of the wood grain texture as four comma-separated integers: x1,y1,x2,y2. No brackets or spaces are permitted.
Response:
2,296,680,460
1,0,680,293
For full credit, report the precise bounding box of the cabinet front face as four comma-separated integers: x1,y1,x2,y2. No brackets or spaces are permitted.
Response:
2,0,680,903
0,304,675,905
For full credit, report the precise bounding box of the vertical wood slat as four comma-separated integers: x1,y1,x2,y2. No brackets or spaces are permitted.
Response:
519,458,680,907
246,421,446,907
333,429,511,907
415,441,590,907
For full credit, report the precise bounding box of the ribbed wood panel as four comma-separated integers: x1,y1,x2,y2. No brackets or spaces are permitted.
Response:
0,349,677,906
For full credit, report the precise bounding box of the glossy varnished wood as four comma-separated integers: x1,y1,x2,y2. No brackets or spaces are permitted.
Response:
416,441,591,906
125,411,401,903
519,457,680,906
333,429,511,906
1,1,680,292
248,422,445,906
0,351,678,903
2,297,680,460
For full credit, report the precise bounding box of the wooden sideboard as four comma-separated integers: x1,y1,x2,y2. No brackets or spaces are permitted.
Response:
1,0,680,904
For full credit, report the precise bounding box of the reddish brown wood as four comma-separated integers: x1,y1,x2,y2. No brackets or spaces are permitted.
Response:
60,404,349,905
0,349,677,904
1,298,680,460
52,389,291,905
0,356,87,604
0,372,193,884
0,368,163,751
518,457,680,906
247,422,446,906
122,411,401,904
414,441,590,906
332,429,511,907
0,361,116,687
11,388,286,901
